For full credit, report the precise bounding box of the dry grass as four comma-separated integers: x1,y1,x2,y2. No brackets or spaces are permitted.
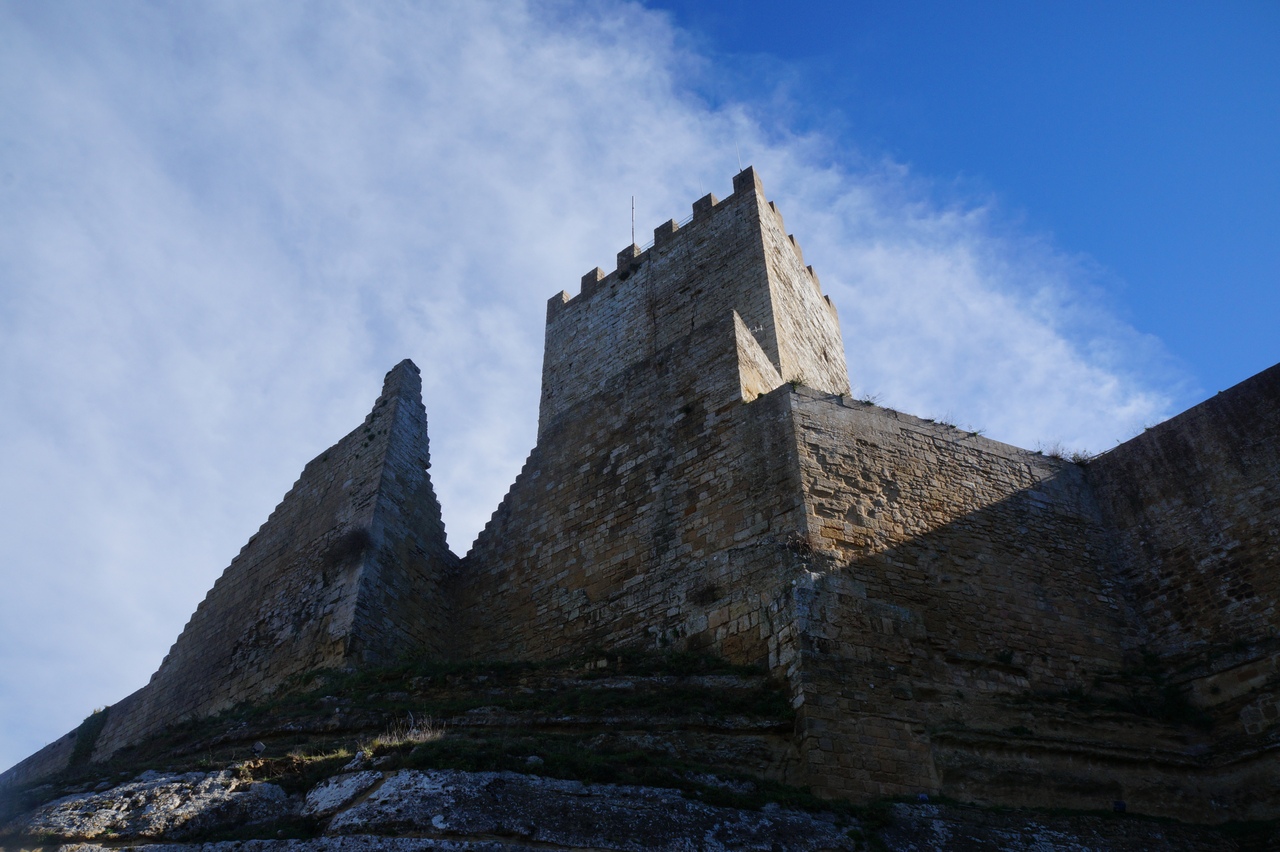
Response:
360,712,445,755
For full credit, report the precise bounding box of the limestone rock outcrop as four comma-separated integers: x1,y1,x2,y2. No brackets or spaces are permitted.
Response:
11,770,287,841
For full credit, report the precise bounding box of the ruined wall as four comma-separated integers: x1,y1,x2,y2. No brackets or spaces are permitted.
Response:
347,363,457,664
92,361,456,759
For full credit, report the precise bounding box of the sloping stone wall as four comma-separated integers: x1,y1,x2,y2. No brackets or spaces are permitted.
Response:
0,727,77,791
90,362,456,760
347,363,457,664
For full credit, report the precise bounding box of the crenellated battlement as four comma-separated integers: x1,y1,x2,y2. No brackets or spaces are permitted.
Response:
538,167,849,436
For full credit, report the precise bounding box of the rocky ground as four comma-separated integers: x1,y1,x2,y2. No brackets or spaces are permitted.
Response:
4,765,1271,851
2,652,1275,850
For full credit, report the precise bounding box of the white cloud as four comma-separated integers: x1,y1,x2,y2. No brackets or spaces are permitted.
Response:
0,0,1182,770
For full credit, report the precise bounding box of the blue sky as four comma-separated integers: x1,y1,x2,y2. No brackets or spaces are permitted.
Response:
649,0,1280,393
0,1,1275,772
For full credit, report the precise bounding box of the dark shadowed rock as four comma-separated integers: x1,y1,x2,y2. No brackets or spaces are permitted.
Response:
326,769,854,850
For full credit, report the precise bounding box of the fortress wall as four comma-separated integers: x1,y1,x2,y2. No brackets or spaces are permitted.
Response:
0,730,76,790
458,316,812,668
1086,364,1280,776
781,388,1138,800
11,161,1280,820
93,362,454,759
1088,364,1280,655
538,168,845,436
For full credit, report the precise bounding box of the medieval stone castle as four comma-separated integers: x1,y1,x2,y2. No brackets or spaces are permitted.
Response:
5,168,1278,823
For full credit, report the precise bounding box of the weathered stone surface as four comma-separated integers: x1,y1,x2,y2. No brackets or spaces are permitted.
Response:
8,769,856,850
30,795,1267,851
1089,363,1280,655
879,802,1246,851
56,840,528,851
303,771,384,818
785,387,1136,801
10,770,287,840
325,769,854,850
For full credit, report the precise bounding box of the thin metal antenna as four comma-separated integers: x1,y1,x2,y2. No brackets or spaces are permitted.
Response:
631,196,635,245
736,144,742,172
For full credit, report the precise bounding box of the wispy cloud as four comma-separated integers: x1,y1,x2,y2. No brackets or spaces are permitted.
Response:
0,0,1182,769
761,160,1183,448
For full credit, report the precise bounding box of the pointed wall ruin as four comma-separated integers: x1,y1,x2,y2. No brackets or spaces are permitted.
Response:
88,360,456,760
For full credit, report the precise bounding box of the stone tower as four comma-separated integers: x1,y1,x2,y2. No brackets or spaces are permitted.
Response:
538,166,849,433
456,167,851,665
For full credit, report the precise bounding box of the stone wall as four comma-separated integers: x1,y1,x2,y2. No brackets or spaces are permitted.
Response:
1083,363,1280,819
779,388,1141,801
91,361,456,760
1088,363,1280,655
754,386,1280,821
0,729,77,790
347,363,457,664
451,171,1280,820
456,318,810,668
